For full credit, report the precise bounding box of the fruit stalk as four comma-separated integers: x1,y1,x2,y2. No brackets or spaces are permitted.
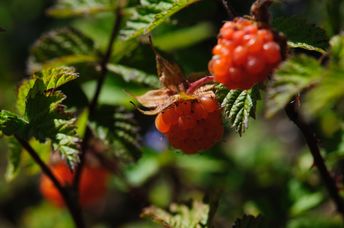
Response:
285,101,344,219
186,76,214,94
15,135,85,228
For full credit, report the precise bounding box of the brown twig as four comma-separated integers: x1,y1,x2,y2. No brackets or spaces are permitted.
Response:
285,101,344,219
73,6,123,191
15,135,85,228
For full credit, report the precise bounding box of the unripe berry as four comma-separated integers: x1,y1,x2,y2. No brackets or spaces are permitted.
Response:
209,18,282,90
40,162,108,207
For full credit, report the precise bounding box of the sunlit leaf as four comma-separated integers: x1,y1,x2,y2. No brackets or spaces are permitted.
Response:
28,27,97,73
47,0,116,18
120,0,199,40
265,55,323,118
23,67,80,167
221,88,259,136
141,200,209,228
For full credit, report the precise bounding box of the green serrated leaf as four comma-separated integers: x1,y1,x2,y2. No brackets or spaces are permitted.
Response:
47,0,116,18
28,27,97,73
232,215,265,228
222,88,258,136
24,67,80,167
141,200,209,228
265,55,323,118
287,41,326,54
36,67,79,90
120,0,199,40
90,105,141,162
0,110,28,137
272,16,329,51
107,63,160,88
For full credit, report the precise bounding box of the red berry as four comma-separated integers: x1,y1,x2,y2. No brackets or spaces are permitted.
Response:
155,98,223,154
209,17,282,90
155,112,170,133
40,162,108,207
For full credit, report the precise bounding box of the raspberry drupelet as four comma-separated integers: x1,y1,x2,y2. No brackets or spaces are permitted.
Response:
155,96,223,154
209,17,282,90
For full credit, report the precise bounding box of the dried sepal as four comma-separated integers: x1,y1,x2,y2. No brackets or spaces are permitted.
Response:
135,88,180,115
193,84,216,98
156,53,184,92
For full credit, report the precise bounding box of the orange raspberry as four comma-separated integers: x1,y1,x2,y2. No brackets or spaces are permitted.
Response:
155,97,223,154
40,162,108,207
209,18,282,90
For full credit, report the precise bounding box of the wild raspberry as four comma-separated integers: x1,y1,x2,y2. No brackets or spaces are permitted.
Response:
40,162,108,207
209,18,281,90
155,96,223,154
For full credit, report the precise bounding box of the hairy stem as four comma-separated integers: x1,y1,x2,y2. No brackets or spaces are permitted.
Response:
15,136,85,228
285,101,344,219
73,7,123,191
186,76,214,94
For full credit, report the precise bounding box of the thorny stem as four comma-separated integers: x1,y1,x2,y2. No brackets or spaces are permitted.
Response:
186,76,214,94
15,135,85,228
285,101,344,219
73,6,123,193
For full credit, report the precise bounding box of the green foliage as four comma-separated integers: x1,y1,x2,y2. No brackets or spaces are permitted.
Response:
90,105,141,162
47,0,116,18
0,110,28,137
221,88,259,136
272,16,329,53
21,202,74,228
153,22,214,52
265,55,323,118
232,215,265,228
141,200,209,228
120,0,199,40
4,138,22,181
107,63,160,88
302,35,344,117
28,27,97,73
25,68,80,167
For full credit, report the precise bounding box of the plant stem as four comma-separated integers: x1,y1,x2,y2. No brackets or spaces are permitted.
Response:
285,101,344,219
15,135,85,228
219,0,235,19
186,76,214,94
73,7,123,190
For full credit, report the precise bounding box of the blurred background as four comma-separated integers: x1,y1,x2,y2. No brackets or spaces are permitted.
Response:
0,0,343,227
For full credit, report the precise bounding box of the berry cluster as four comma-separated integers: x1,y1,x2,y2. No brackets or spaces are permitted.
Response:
40,162,108,207
209,18,281,90
155,96,223,154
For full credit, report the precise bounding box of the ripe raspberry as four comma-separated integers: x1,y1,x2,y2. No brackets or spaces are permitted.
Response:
209,18,281,90
155,96,223,154
40,162,108,207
